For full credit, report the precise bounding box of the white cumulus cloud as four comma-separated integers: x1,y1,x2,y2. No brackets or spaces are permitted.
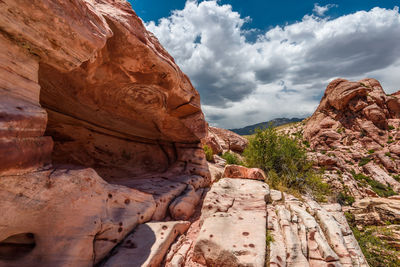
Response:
313,3,337,16
146,1,400,128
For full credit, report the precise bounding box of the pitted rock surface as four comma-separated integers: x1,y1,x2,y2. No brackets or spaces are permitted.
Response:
192,178,269,267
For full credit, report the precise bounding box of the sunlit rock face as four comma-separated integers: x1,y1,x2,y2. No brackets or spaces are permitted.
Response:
0,0,207,179
0,0,209,265
304,78,400,150
300,78,400,198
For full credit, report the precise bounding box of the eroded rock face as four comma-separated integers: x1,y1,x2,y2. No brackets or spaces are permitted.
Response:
163,171,368,267
350,197,400,226
0,0,207,179
0,168,156,266
298,78,400,199
0,0,210,265
202,126,249,154
304,78,399,150
192,178,269,267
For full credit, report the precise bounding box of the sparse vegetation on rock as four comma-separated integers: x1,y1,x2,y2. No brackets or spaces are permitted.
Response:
345,212,400,267
243,127,330,201
221,151,243,165
203,144,214,162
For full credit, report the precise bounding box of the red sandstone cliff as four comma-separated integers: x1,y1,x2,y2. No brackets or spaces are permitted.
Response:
0,0,209,265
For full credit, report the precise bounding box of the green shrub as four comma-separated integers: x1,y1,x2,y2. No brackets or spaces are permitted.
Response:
203,145,213,162
388,125,395,130
337,190,355,206
393,175,400,182
352,172,397,197
302,140,310,148
243,127,330,201
358,157,371,166
266,230,274,246
345,212,400,267
221,151,243,165
368,149,375,154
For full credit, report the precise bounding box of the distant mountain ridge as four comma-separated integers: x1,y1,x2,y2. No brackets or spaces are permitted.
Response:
229,118,304,135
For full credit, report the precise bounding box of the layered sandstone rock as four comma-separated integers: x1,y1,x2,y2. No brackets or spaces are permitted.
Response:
101,221,190,267
192,178,269,267
0,0,207,179
163,167,367,267
298,78,400,199
350,197,400,226
0,168,156,266
0,0,210,265
202,126,249,154
304,78,399,151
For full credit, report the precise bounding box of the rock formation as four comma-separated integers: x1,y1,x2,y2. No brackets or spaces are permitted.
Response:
300,78,400,199
0,0,392,266
304,78,399,152
202,125,249,154
280,78,400,263
0,0,209,265
0,0,207,179
161,165,368,267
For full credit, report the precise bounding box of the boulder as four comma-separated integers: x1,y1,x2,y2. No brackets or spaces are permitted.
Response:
325,78,370,111
375,152,397,172
223,164,266,180
389,143,400,156
387,94,400,117
363,163,400,192
203,126,249,154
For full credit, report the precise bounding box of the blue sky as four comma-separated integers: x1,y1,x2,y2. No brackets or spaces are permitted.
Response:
128,1,400,128
131,1,398,30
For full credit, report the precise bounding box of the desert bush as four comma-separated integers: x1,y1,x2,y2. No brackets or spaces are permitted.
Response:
221,151,243,165
358,157,371,166
351,171,396,197
203,145,213,162
337,189,355,206
345,212,400,267
243,127,330,201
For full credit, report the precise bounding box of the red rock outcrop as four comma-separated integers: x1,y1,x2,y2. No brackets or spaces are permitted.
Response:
0,0,207,179
0,0,209,265
304,78,399,150
300,78,400,199
202,125,249,154
223,164,266,180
